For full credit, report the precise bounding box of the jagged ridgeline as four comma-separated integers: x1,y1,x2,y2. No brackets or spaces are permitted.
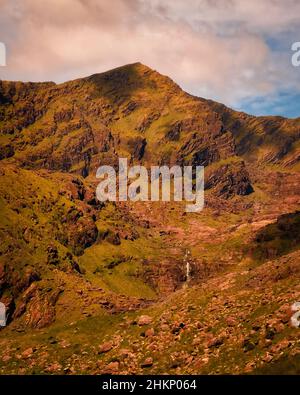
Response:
1,63,300,374
1,62,300,175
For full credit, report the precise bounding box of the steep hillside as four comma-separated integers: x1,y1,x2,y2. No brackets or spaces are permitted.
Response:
208,100,300,167
0,63,300,374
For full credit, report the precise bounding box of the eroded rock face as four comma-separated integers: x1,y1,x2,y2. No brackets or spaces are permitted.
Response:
2,63,300,178
205,161,253,198
66,217,98,256
174,126,236,170
127,137,147,160
0,263,40,299
165,121,181,141
0,264,41,326
136,112,160,132
0,80,55,134
0,144,14,160
13,283,62,329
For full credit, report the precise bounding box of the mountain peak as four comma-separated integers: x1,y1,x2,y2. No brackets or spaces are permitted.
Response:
83,62,181,96
88,62,157,78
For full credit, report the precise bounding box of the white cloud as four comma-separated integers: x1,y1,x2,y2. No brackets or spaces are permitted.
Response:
0,0,299,110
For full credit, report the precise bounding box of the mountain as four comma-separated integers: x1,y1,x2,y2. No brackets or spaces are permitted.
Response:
0,63,300,374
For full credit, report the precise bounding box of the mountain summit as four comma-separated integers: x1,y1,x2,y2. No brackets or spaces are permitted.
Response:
1,63,300,178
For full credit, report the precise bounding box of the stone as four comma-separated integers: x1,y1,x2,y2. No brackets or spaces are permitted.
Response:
22,347,34,359
145,328,155,337
262,353,273,363
98,341,113,354
138,315,152,326
106,361,119,372
208,337,223,348
141,357,153,368
242,339,256,352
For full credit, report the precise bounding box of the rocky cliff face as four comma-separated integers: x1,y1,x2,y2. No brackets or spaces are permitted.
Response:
2,63,300,174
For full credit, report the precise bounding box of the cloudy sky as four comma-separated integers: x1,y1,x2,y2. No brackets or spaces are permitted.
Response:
0,0,300,117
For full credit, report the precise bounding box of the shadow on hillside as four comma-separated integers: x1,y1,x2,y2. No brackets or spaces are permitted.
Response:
85,62,149,105
252,353,300,375
252,211,300,260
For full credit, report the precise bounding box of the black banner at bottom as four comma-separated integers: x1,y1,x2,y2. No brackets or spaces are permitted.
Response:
0,375,299,393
